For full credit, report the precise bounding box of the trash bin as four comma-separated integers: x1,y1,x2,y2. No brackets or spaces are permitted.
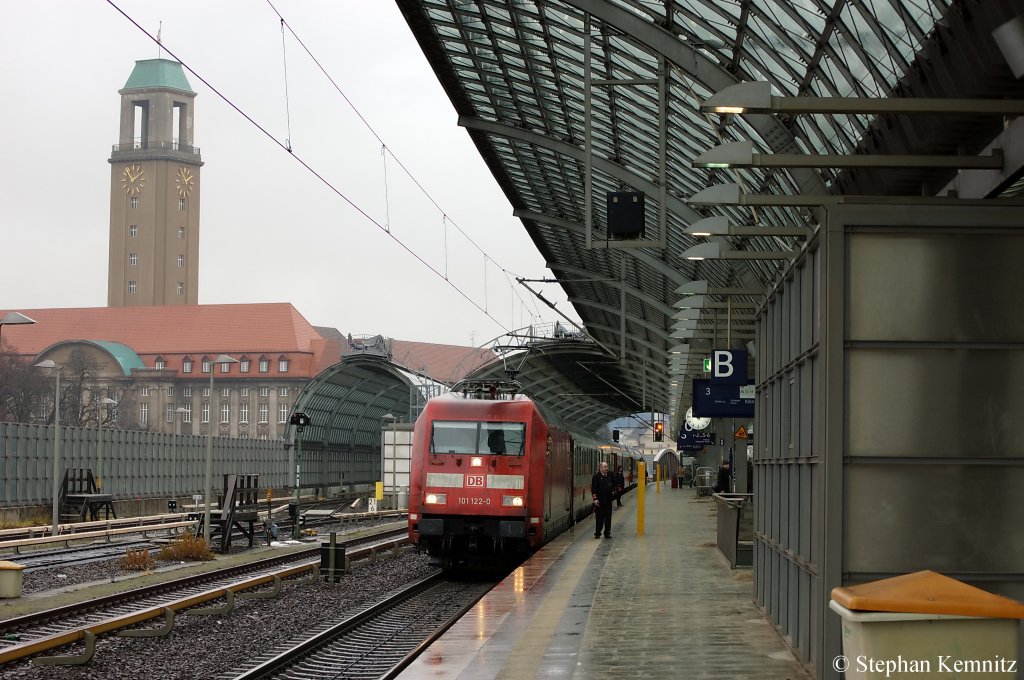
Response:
829,570,1024,679
0,562,25,598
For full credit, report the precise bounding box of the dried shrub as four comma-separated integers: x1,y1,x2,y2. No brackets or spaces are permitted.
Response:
120,548,156,572
157,533,215,562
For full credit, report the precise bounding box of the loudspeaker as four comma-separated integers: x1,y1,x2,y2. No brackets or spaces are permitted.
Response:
606,191,645,238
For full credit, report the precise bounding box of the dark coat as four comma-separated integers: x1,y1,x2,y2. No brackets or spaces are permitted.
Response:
592,469,616,505
614,470,625,490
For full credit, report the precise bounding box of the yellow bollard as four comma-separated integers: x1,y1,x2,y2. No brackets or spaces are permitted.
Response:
656,463,661,494
637,462,645,536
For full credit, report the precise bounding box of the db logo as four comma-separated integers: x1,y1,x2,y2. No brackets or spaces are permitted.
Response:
466,475,485,487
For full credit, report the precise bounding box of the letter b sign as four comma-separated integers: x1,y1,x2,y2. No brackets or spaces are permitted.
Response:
711,350,747,385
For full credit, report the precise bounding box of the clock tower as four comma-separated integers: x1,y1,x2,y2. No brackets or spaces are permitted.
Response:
108,59,202,306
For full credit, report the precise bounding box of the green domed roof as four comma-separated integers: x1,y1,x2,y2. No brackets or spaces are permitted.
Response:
123,59,194,94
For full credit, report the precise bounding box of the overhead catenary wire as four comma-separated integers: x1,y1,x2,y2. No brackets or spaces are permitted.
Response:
264,0,546,326
107,0,509,333
279,18,293,151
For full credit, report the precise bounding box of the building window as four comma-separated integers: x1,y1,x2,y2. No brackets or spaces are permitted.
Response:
221,403,230,423
178,225,185,238
202,402,209,424
177,255,184,268
183,358,193,374
278,387,289,398
141,386,149,397
258,403,269,424
219,361,230,374
183,386,192,398
239,359,250,373
130,196,139,209
221,387,230,398
202,387,210,398
240,403,249,424
179,198,185,211
278,358,289,373
259,387,269,397
155,358,165,370
166,404,175,423
202,359,211,373
177,283,184,296
129,253,137,267
182,403,192,423
166,386,174,397
258,357,269,373
139,403,149,426
129,224,138,237
279,403,289,423
241,387,249,398
128,281,137,294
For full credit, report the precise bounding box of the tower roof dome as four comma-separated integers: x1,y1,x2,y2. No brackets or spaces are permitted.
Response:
122,58,194,94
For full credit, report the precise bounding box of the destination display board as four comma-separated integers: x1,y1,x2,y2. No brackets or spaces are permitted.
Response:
692,378,755,418
677,429,716,450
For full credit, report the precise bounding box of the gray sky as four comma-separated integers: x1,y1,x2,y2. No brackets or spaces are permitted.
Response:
0,1,577,347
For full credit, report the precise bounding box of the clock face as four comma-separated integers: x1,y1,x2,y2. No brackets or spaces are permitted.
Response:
121,164,145,194
685,406,711,430
176,166,195,197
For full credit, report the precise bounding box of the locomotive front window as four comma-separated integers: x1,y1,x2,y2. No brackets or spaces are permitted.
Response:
480,422,525,455
430,421,526,455
431,421,479,454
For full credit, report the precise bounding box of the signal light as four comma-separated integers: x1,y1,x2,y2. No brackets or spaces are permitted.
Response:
612,429,620,442
654,421,664,442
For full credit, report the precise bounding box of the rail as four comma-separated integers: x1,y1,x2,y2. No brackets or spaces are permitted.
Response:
0,518,196,552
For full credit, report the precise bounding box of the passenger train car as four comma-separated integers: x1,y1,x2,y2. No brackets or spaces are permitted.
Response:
408,386,639,567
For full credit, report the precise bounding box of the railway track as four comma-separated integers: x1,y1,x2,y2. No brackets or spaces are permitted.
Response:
0,528,408,666
227,572,496,680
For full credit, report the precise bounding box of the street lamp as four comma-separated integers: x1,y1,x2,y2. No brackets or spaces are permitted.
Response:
204,354,237,546
97,397,118,493
34,359,62,536
173,406,188,506
0,312,36,348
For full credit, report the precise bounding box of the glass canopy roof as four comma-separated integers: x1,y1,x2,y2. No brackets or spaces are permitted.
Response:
397,0,1022,432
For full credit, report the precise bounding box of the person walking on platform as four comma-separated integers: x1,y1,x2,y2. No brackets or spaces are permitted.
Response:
713,460,732,494
592,461,615,538
614,466,625,507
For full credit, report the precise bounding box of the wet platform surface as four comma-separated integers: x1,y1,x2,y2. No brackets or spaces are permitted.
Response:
398,482,809,679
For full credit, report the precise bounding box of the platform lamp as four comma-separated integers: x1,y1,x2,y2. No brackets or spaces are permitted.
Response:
97,397,118,493
34,359,62,537
693,140,1003,171
682,242,796,261
686,215,812,239
700,80,1024,117
203,354,237,546
0,312,36,348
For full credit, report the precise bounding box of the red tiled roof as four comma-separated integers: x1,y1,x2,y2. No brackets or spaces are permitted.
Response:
1,304,328,378
1,305,494,385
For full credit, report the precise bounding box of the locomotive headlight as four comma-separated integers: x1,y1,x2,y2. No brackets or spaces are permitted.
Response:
470,457,483,467
502,495,524,507
425,493,447,505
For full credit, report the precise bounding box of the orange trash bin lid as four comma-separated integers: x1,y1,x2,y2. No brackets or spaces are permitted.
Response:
831,570,1024,619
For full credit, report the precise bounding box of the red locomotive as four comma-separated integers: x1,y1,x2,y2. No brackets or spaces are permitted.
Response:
408,381,637,567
